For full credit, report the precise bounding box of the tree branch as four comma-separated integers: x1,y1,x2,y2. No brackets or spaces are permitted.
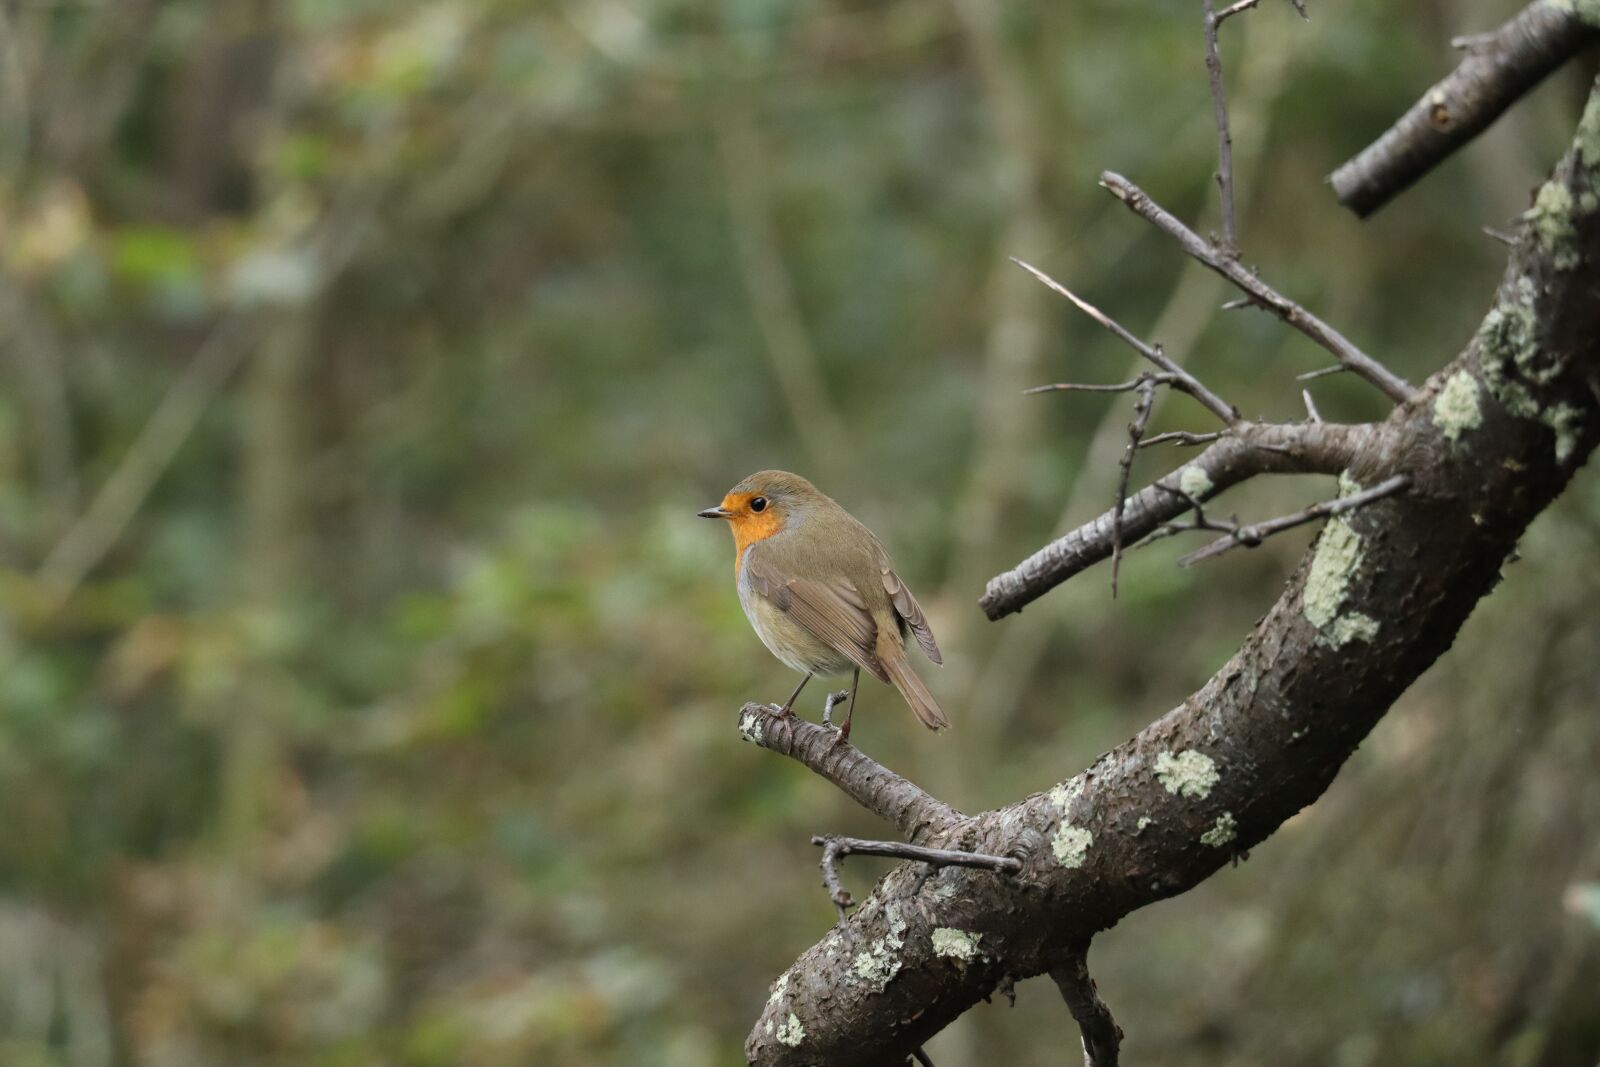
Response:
1051,945,1123,1067
1330,0,1599,218
738,705,968,844
980,420,1373,620
1176,473,1410,565
744,71,1600,1067
1099,171,1417,403
1012,257,1238,423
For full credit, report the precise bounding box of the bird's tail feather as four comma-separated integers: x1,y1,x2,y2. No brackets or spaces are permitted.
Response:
881,645,950,731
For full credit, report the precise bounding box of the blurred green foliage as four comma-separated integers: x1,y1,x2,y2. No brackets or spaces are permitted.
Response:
1,0,1598,1064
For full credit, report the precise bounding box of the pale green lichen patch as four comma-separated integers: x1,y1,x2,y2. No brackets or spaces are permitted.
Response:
739,709,764,744
1135,816,1153,832
1047,777,1084,812
1303,518,1375,647
1545,403,1585,462
1179,465,1213,499
1327,612,1380,646
1052,824,1092,868
767,973,789,1007
1525,181,1582,270
1477,277,1543,417
931,928,982,962
850,939,902,990
1200,812,1238,847
848,903,907,992
1153,749,1219,799
1337,470,1363,497
776,1012,805,1047
884,903,907,950
1475,276,1592,460
1432,371,1482,442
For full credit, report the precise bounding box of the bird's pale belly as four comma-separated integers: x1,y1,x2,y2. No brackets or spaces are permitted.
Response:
739,580,854,676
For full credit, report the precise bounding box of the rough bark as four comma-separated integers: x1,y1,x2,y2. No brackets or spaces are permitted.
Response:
742,72,1600,1067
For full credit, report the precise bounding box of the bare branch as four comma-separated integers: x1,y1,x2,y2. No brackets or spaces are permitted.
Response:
1051,945,1123,1067
813,835,1023,922
1099,172,1417,404
1203,0,1239,255
1302,389,1323,423
1024,375,1180,395
1177,474,1410,565
816,837,855,923
1011,257,1239,423
738,705,968,843
980,420,1374,619
1296,364,1347,382
1330,0,1598,217
1139,429,1228,448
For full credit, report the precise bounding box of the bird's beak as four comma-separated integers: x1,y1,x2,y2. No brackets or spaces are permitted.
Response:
697,505,733,520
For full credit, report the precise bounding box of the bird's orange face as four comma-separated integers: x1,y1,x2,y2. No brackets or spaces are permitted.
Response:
698,490,787,571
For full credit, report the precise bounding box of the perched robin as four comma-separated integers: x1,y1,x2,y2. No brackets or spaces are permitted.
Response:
699,470,948,737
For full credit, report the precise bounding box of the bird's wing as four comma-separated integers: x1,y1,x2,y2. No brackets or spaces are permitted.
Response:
882,565,942,665
746,557,890,683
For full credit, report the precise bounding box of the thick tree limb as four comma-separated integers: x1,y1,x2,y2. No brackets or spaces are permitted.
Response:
980,420,1373,620
744,78,1600,1067
1331,0,1599,217
1100,171,1417,404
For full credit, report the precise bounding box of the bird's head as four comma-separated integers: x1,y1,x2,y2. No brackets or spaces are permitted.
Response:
697,470,823,550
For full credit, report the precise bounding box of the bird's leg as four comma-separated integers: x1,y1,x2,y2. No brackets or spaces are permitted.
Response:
777,673,812,717
821,688,851,725
829,668,861,746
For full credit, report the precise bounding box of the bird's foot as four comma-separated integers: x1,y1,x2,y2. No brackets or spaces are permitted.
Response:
829,718,853,748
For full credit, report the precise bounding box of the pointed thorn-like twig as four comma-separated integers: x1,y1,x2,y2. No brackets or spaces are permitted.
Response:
1011,257,1239,423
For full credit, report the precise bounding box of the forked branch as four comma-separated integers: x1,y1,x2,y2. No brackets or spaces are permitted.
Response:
1099,172,1417,404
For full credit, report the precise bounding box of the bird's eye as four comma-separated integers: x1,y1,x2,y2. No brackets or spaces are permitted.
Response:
750,497,768,513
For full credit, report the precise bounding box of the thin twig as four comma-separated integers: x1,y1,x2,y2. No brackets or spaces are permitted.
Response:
816,837,855,923
1296,364,1347,382
1139,429,1228,448
1178,473,1410,565
1202,0,1239,255
1112,377,1158,597
1011,257,1239,423
911,1047,937,1067
1025,375,1180,395
1141,484,1236,546
1214,0,1263,27
1302,389,1323,423
810,835,1022,873
811,834,1021,924
1483,225,1518,246
1050,944,1123,1067
1099,172,1417,404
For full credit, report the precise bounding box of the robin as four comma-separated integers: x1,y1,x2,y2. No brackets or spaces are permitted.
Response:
698,470,948,737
